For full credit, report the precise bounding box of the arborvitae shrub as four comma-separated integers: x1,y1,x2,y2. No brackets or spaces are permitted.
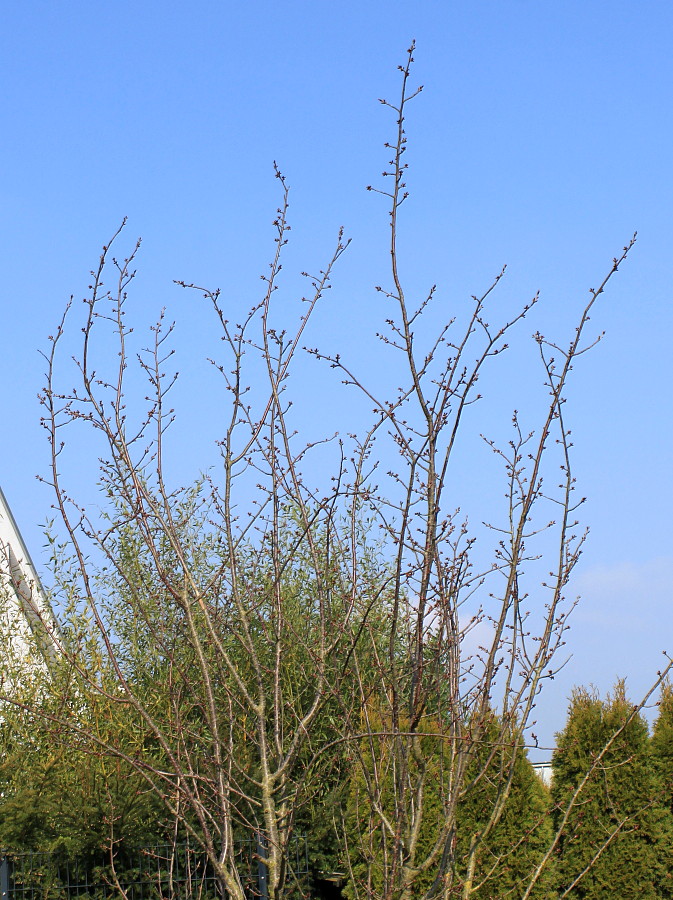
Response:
551,682,668,900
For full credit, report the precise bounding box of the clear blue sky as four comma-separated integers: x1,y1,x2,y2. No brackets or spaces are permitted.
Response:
1,0,672,750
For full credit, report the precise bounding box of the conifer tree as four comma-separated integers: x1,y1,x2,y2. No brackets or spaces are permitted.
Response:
453,717,553,900
650,681,673,898
344,712,552,899
652,681,673,812
551,683,666,899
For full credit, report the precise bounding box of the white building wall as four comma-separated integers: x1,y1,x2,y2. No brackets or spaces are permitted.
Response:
0,486,56,675
531,760,553,787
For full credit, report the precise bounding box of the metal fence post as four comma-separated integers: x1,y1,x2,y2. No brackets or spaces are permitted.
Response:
256,833,268,900
0,854,9,900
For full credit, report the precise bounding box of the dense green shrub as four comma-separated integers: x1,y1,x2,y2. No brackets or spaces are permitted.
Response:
551,683,670,899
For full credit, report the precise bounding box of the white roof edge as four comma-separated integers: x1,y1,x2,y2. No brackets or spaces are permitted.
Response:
0,484,48,601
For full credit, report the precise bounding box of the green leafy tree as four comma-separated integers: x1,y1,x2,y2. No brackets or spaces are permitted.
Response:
32,490,380,899
0,676,171,898
2,503,374,899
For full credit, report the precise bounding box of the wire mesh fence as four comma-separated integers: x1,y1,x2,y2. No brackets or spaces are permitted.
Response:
0,837,309,900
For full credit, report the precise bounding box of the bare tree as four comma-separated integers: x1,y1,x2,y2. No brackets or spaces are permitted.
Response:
317,45,671,900
2,42,669,900
32,190,369,898
319,45,672,900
